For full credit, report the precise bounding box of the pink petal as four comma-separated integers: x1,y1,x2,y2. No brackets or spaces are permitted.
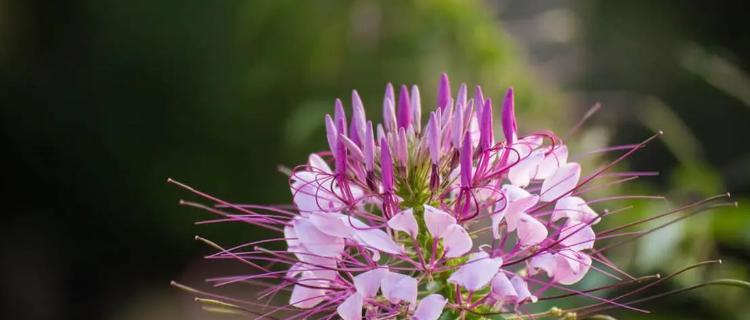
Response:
505,194,539,232
510,275,537,303
336,292,363,320
534,145,568,180
354,227,403,255
309,213,353,238
424,205,456,238
308,153,332,174
285,224,300,249
293,218,345,257
490,211,504,239
516,213,548,247
413,294,447,320
290,280,326,309
490,272,518,301
353,268,388,298
291,171,342,212
496,185,539,232
508,151,543,187
381,272,418,306
387,209,419,238
552,196,600,224
443,224,473,258
559,221,596,251
447,252,503,291
554,250,592,285
540,163,581,202
528,252,556,277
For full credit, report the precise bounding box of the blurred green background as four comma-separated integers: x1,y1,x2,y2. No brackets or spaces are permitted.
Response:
1,0,748,319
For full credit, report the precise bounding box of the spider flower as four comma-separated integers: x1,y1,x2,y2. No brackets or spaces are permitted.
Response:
171,74,737,320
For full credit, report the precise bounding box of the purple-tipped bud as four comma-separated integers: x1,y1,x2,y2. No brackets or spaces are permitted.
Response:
460,132,473,188
502,87,518,145
383,97,397,133
334,99,347,136
474,85,484,107
324,114,338,153
376,124,386,143
339,133,364,162
397,85,412,130
410,85,421,133
396,127,409,167
437,73,451,111
350,90,366,145
364,121,375,172
456,83,467,109
428,112,441,165
463,98,474,129
452,98,464,149
380,137,394,192
479,98,494,152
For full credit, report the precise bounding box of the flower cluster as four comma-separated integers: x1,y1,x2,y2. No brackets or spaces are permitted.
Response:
171,74,735,319
280,74,600,319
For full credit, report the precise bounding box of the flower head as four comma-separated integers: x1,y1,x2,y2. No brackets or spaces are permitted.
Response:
172,73,737,320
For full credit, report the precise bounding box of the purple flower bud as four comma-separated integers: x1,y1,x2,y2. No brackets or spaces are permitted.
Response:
334,99,347,136
474,86,485,124
428,112,441,165
383,97,397,133
339,133,364,162
350,90,366,145
474,85,484,108
460,132,473,188
364,121,375,172
502,87,517,145
376,123,386,143
397,85,412,130
452,98,464,149
380,137,394,192
324,114,338,153
437,73,451,111
410,85,421,133
396,127,409,167
479,98,494,152
456,83,467,110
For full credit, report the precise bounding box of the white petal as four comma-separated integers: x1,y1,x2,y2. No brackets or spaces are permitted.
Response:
528,253,556,277
308,153,332,174
424,205,456,238
337,292,363,320
447,252,503,291
443,224,473,258
490,272,518,301
554,250,592,285
509,151,543,187
381,272,418,307
388,208,419,238
533,145,568,180
510,276,537,303
293,218,345,257
354,227,403,255
353,268,388,298
504,194,539,232
290,281,326,309
540,163,581,202
413,294,447,320
516,213,548,247
559,221,596,251
552,196,600,224
309,213,353,238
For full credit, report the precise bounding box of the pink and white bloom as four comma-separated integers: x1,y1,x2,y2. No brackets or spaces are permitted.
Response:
174,73,699,319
